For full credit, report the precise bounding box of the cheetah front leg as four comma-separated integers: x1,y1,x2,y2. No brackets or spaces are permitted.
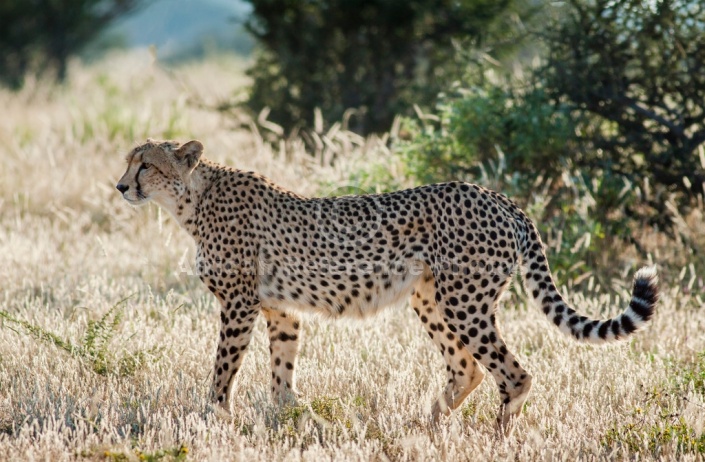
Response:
262,307,302,405
210,289,260,413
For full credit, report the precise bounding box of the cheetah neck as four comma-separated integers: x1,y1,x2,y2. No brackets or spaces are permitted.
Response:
168,159,222,238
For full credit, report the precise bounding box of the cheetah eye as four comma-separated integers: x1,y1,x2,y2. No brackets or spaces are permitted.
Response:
138,163,152,173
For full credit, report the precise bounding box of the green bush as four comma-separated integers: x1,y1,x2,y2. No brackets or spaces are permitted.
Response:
540,0,705,202
399,85,577,183
341,0,705,227
244,0,531,134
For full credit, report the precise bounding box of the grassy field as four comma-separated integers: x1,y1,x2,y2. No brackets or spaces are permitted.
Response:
0,51,704,461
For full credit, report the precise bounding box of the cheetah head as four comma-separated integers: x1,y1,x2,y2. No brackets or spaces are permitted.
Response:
116,139,203,207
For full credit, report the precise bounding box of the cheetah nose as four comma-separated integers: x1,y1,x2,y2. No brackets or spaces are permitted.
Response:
116,184,129,194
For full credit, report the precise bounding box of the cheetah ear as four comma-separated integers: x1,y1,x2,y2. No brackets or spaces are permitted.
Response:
175,140,203,170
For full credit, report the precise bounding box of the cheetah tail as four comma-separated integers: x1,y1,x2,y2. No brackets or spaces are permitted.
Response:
520,226,659,344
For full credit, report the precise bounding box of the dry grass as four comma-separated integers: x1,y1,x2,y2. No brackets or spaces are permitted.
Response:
0,51,704,461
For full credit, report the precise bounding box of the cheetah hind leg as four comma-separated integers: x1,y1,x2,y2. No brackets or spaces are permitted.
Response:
445,305,533,436
468,320,532,436
411,273,485,422
432,269,533,436
478,315,533,435
492,355,532,437
262,307,302,405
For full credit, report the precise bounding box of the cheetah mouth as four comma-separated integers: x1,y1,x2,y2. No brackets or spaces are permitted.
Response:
123,196,149,206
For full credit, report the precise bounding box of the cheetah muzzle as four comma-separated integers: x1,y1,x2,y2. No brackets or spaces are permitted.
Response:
117,139,659,433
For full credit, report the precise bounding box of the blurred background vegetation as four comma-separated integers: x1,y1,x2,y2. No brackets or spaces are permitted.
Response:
1,0,704,285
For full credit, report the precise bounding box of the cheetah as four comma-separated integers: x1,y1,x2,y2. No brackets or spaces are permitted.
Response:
117,139,659,431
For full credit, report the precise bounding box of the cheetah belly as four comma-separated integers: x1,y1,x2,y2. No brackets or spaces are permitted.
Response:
258,259,425,319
